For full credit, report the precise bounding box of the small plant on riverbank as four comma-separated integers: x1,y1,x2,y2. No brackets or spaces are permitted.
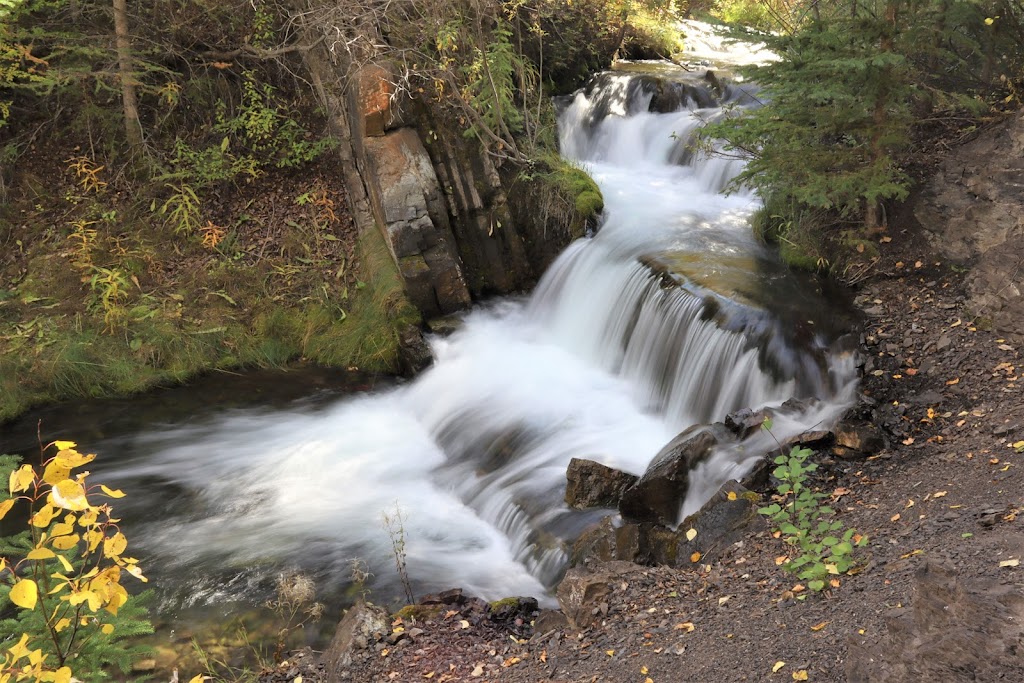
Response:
0,441,154,680
758,420,866,591
383,506,415,605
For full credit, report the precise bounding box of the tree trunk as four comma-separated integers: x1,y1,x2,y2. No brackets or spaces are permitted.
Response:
113,0,143,147
865,1,897,231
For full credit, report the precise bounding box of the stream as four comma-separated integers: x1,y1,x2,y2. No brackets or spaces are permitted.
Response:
3,25,858,630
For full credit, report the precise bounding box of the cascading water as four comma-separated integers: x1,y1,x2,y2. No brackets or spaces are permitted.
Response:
67,51,856,613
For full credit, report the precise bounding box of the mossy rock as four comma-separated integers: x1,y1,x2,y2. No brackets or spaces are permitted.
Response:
393,604,443,623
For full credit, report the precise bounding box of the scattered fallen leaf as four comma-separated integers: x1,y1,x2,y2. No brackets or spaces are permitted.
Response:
914,260,923,268
685,528,698,541
727,491,737,501
775,556,789,566
829,579,841,588
718,596,731,606
906,499,915,508
999,559,1020,568
895,261,905,268
690,552,702,563
424,673,435,679
539,651,547,664
793,671,809,681
891,513,901,522
933,491,947,498
381,649,390,657
773,661,786,673
946,377,960,385
470,664,484,677
792,584,806,593
674,622,695,632
501,657,520,667
605,650,615,657
950,319,962,328
641,665,649,675
902,437,915,445
880,236,892,243
459,620,470,629
811,621,828,631
905,368,918,376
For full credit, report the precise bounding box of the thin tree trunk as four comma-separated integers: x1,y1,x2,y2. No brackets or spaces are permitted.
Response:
113,0,143,147
866,1,897,231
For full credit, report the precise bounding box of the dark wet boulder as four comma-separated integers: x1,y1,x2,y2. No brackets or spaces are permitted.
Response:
565,458,639,509
619,425,724,525
723,406,774,439
673,481,765,565
835,419,884,456
570,516,642,566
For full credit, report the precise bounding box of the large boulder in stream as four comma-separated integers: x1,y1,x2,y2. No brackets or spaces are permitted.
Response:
564,458,639,509
618,425,724,526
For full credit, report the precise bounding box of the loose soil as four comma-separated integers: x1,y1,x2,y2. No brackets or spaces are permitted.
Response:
275,199,1024,682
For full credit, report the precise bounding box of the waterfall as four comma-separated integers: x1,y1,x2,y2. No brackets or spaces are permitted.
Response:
90,62,856,610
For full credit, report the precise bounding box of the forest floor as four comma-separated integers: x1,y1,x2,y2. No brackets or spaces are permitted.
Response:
288,203,1024,682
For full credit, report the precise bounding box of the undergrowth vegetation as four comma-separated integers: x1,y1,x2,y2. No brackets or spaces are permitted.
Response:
0,443,155,681
0,0,673,421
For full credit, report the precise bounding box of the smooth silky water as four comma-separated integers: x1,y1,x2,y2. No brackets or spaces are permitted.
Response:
3,27,858,633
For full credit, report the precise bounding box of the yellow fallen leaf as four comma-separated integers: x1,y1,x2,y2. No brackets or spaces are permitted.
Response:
999,559,1020,567
775,556,789,566
891,513,901,522
685,528,697,541
690,551,701,563
605,650,615,657
946,377,960,385
773,661,786,673
933,491,947,498
727,491,737,501
675,622,695,632
810,621,828,631
793,671,809,681
641,665,649,674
